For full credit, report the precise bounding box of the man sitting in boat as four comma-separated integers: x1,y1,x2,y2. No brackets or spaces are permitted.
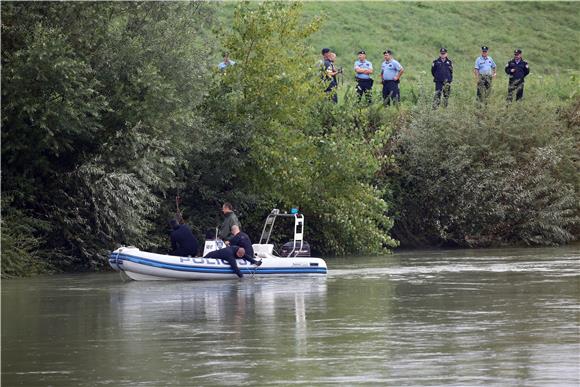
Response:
169,219,199,257
227,225,262,266
203,246,247,278
218,202,240,242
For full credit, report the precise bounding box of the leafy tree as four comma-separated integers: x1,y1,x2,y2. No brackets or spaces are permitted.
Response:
2,2,216,273
200,2,397,255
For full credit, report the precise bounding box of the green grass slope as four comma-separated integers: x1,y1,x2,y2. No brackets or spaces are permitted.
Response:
216,2,579,99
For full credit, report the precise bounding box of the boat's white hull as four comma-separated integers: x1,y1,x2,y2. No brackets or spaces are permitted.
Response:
109,246,327,281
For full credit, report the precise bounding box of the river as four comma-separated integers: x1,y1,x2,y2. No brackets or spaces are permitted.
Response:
2,246,579,386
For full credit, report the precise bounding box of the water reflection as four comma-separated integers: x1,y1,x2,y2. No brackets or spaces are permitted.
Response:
109,278,327,369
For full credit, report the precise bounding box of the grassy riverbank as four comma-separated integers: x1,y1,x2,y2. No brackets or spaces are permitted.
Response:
217,1,580,100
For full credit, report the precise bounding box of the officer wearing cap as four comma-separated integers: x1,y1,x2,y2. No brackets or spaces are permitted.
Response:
474,46,497,102
321,48,338,103
505,49,530,101
354,50,374,102
380,49,404,105
431,48,453,108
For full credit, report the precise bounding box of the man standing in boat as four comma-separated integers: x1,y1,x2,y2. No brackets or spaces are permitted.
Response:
169,219,199,257
228,224,262,266
218,202,240,242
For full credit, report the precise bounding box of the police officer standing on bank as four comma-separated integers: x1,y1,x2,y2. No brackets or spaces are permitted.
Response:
431,48,453,108
218,52,236,71
505,48,530,102
380,49,404,106
354,50,373,102
321,48,339,103
474,46,497,103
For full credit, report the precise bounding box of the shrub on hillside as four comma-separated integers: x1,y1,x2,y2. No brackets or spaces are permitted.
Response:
390,93,579,247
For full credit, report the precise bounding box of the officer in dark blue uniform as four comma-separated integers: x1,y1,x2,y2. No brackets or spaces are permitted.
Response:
505,49,530,101
204,245,246,278
229,224,262,266
169,219,199,257
431,48,453,108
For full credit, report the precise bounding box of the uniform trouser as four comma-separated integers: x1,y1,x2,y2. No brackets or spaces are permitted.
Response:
205,251,243,278
243,255,259,265
477,75,493,102
356,79,373,102
325,81,338,103
433,81,451,108
507,78,525,101
382,80,400,105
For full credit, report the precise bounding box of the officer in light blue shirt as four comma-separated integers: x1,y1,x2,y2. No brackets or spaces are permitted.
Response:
354,50,374,102
473,46,496,102
218,52,236,71
380,49,404,105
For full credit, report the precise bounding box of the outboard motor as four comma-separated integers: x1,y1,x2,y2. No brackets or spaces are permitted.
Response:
280,241,311,257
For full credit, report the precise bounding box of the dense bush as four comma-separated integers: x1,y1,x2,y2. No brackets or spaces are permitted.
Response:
389,90,579,247
1,197,51,278
1,2,216,274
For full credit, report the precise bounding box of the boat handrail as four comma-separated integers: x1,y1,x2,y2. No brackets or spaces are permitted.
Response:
258,209,305,257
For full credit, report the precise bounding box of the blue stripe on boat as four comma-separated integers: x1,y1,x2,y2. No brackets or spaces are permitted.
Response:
109,253,327,275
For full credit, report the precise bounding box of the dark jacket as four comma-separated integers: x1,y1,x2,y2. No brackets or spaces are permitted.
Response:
431,57,453,83
321,59,332,80
218,212,240,241
170,224,198,256
229,232,254,260
505,59,529,80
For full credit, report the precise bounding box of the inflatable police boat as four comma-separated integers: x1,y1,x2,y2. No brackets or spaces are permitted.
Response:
109,209,327,280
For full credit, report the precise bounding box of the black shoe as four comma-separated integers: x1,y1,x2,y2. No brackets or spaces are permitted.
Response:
254,260,263,267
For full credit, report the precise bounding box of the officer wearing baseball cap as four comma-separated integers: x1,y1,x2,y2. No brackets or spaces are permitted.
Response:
431,47,453,108
354,50,374,102
474,46,497,103
505,48,530,101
